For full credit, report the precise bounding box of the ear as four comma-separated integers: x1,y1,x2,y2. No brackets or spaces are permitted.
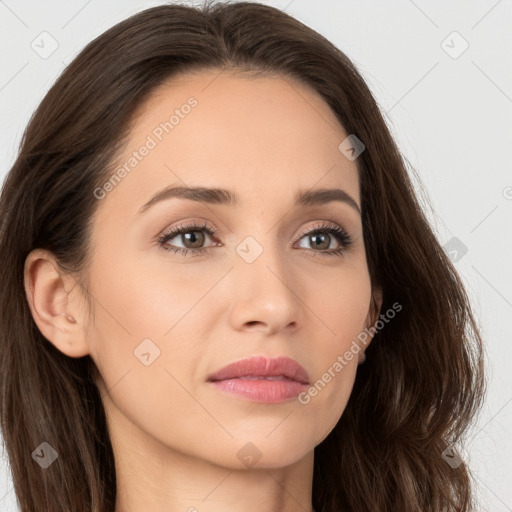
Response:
24,248,90,358
358,286,383,364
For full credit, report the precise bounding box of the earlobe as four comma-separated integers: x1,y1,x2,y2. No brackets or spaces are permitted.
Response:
24,249,90,358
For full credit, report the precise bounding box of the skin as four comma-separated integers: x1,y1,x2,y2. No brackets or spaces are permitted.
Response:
24,69,382,512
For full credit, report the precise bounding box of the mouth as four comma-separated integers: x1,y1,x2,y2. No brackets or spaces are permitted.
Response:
206,355,310,384
206,356,310,403
222,375,295,381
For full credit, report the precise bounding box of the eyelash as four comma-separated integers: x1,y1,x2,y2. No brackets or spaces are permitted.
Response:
157,220,353,258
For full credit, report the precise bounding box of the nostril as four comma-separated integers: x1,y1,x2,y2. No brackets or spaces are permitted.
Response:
246,321,267,331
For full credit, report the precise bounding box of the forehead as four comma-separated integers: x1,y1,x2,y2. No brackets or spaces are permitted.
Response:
95,69,360,219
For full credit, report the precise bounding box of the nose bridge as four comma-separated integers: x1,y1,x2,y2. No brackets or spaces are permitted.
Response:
229,230,301,328
235,230,289,287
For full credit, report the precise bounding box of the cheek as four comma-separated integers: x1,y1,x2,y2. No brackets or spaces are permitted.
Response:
86,260,209,398
305,260,372,350
86,257,214,457
293,264,371,436
87,245,222,341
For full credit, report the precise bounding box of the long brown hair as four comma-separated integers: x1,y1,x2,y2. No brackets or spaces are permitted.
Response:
0,2,485,510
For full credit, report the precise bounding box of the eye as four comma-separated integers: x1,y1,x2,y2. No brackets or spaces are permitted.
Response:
157,220,218,256
293,221,352,258
157,220,353,258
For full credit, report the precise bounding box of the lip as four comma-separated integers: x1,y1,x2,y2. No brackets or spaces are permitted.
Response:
207,356,310,404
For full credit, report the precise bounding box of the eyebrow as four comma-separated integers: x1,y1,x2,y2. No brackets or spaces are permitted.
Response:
137,185,361,215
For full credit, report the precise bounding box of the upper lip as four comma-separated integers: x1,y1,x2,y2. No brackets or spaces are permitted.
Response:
207,356,310,384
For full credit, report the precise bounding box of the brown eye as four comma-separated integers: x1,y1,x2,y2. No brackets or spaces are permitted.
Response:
179,230,206,249
295,223,352,257
307,232,331,250
157,221,217,255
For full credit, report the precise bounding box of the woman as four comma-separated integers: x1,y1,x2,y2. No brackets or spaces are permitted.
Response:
0,2,485,511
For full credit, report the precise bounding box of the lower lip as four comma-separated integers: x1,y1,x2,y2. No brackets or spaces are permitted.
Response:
209,378,308,403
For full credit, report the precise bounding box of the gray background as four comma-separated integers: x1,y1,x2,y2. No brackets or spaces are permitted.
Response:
1,0,511,510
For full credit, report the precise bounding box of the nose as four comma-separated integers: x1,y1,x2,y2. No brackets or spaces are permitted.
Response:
228,238,301,335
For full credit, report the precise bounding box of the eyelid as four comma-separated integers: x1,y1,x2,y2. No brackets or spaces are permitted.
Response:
294,219,344,239
158,219,217,238
159,218,348,238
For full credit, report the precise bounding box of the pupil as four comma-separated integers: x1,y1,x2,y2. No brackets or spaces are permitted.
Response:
184,231,204,248
312,233,329,249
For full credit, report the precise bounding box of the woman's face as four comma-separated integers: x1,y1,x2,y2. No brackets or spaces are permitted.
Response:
82,70,381,469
